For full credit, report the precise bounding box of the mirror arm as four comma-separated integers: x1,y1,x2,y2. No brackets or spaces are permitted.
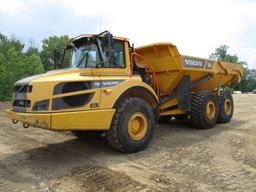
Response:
108,32,113,55
96,37,105,65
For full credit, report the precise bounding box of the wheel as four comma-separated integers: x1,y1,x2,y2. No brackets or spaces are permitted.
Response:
158,115,172,124
71,130,104,139
190,91,219,129
217,91,234,123
106,97,154,153
174,114,188,120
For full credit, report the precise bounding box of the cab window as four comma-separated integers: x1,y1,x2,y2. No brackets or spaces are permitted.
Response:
106,40,125,68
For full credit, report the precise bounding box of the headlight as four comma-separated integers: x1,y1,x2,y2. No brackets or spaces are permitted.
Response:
32,100,49,111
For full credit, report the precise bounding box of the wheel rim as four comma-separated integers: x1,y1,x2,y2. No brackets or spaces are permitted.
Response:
224,99,232,115
206,101,216,120
128,112,148,141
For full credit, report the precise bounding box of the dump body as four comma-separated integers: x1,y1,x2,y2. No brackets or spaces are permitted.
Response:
135,43,243,96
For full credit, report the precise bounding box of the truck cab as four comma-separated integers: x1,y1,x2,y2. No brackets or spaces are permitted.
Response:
7,31,159,152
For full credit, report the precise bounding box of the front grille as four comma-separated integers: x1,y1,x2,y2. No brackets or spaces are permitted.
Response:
12,84,32,112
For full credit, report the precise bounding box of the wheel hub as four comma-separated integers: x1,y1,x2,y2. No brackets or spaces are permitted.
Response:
206,101,216,120
224,99,231,115
128,112,148,141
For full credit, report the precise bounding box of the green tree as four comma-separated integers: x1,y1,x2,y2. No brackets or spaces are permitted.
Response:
0,33,44,101
211,45,256,92
26,47,39,56
40,35,70,71
210,45,239,63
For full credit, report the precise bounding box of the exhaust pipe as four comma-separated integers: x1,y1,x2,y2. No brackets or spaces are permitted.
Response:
23,123,29,128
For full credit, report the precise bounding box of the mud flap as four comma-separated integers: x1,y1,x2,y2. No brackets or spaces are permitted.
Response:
174,75,191,112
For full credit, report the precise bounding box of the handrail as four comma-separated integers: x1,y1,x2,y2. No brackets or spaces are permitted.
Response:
130,52,160,97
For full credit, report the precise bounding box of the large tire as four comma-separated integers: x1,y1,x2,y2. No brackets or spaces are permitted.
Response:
190,91,219,129
217,91,234,123
71,130,104,139
106,97,154,153
158,115,172,124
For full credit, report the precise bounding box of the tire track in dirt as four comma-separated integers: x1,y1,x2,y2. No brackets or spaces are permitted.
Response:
42,165,152,192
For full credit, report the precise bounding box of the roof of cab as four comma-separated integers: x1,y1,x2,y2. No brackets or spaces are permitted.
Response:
71,34,129,42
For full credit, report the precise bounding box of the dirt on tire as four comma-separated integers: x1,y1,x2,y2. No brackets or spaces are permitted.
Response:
0,94,256,192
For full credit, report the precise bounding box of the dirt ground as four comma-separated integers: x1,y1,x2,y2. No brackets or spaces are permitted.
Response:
0,94,256,192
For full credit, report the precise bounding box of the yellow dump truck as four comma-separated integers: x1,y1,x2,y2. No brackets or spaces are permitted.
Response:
6,31,243,152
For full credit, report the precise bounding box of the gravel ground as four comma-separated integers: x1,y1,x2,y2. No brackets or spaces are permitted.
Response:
0,94,255,192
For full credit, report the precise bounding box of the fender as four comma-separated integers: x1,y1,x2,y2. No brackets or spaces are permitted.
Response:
113,85,159,111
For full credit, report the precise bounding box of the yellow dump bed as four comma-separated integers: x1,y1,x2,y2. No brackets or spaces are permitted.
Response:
135,43,243,96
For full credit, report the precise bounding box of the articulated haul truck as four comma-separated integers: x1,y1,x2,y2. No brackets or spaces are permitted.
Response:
6,31,243,152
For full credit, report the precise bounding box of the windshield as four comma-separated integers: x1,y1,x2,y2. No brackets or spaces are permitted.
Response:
70,42,99,68
70,38,125,69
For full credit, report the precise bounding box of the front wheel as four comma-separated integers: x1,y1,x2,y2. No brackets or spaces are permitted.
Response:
106,97,154,153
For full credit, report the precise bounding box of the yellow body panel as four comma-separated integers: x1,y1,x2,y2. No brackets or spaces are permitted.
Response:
25,69,101,113
100,76,158,109
51,109,115,130
6,109,115,130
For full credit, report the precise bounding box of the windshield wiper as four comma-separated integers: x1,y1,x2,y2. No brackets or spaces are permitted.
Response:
76,46,92,68
77,51,89,68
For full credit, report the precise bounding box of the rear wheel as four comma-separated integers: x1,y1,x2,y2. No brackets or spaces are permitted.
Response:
217,91,234,123
158,115,172,124
71,130,104,139
106,97,154,153
190,91,219,129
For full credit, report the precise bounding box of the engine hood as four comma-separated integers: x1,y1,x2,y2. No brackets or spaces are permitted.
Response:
15,68,93,86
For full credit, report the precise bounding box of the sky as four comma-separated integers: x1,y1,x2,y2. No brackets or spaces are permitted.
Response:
0,0,255,68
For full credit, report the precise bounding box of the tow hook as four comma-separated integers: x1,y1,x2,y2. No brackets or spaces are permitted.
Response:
23,123,29,128
12,119,19,124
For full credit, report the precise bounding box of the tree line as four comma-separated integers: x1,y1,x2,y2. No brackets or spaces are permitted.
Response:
211,45,256,93
0,33,255,101
0,33,70,101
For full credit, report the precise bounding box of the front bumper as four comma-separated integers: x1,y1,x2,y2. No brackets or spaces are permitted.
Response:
6,109,115,130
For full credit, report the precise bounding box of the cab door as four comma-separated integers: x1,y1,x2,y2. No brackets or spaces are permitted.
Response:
91,40,131,109
91,40,131,76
